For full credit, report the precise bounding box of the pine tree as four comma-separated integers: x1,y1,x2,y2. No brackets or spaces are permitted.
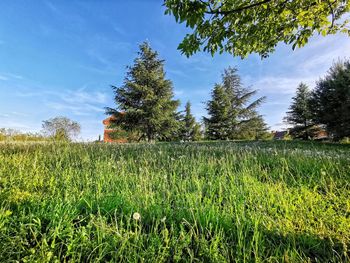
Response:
179,101,202,141
106,42,180,142
311,60,350,140
238,114,270,140
285,83,313,139
221,67,266,140
204,84,231,140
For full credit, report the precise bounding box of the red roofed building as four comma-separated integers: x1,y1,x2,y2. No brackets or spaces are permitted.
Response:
102,116,128,143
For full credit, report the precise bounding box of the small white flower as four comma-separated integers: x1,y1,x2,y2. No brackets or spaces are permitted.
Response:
133,212,141,221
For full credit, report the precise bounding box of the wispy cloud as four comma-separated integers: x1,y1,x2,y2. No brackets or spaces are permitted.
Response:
42,88,107,116
44,0,60,15
174,89,184,96
0,112,28,118
113,25,126,36
0,119,33,131
167,69,189,78
0,72,23,81
251,76,315,95
60,88,108,104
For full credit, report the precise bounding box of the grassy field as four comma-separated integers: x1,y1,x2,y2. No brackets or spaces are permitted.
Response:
0,141,349,262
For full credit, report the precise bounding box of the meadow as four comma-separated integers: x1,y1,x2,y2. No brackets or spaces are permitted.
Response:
0,141,349,262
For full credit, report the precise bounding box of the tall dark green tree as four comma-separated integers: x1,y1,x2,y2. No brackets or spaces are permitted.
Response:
204,84,231,140
179,101,202,141
239,114,270,140
311,60,350,140
285,83,313,139
221,67,266,139
106,42,180,142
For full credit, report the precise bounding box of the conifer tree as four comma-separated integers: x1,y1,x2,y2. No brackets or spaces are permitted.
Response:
106,42,179,142
204,84,231,140
222,67,266,139
237,114,270,140
285,83,313,139
179,101,202,141
311,60,350,140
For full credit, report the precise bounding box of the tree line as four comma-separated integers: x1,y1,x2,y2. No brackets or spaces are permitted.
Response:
0,117,81,142
106,42,269,142
285,60,350,141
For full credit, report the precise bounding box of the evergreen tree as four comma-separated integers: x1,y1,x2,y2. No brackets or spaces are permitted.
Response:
204,84,231,140
179,101,202,141
222,67,266,139
106,42,180,142
285,83,313,139
238,114,270,140
311,60,350,140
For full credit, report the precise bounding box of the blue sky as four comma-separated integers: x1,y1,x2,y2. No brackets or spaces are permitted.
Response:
0,1,349,140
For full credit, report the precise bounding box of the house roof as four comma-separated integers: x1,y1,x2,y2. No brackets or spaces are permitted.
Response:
102,116,117,126
273,131,288,139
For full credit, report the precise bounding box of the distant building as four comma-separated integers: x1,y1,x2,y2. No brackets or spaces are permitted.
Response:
272,130,289,140
102,116,128,143
313,129,329,140
272,126,329,141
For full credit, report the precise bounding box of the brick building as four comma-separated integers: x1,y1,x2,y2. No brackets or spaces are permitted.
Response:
102,116,128,143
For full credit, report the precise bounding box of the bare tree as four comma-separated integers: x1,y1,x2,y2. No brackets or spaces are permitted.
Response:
42,116,80,141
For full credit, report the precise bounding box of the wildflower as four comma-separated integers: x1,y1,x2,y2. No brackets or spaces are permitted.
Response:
161,216,166,223
133,212,141,221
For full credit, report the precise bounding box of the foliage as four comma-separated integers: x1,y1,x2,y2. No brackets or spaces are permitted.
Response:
311,60,350,140
285,83,314,139
340,137,350,144
0,141,349,262
106,42,180,142
238,114,270,140
164,0,350,58
204,67,267,140
178,101,202,141
204,84,231,140
0,128,47,142
109,128,141,143
42,116,80,141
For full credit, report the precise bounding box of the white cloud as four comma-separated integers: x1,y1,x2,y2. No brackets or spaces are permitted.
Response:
45,101,104,115
174,89,184,96
61,89,108,104
167,69,188,78
0,75,8,81
0,120,33,131
0,112,28,118
251,76,316,95
0,72,23,81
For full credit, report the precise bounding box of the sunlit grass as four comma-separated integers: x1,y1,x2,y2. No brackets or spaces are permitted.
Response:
0,141,349,262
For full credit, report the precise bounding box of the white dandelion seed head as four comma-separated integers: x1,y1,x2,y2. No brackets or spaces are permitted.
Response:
133,212,141,221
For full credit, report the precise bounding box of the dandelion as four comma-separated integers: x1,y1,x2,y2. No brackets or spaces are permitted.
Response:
133,212,141,221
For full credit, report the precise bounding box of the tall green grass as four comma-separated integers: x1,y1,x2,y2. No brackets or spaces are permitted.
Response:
0,141,349,262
